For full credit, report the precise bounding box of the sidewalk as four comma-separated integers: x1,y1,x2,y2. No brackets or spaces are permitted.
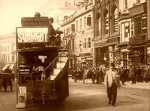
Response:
121,81,150,89
69,78,150,89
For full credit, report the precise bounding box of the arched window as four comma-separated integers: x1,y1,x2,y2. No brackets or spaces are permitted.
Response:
96,12,101,36
103,9,109,35
111,6,118,33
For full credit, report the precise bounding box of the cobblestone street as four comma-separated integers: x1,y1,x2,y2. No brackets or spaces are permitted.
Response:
0,82,16,111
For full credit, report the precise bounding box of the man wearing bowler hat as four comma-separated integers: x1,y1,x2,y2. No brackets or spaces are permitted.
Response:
104,62,121,106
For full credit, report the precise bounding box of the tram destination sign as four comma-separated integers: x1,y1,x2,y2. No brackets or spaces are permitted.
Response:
16,27,49,43
21,17,49,26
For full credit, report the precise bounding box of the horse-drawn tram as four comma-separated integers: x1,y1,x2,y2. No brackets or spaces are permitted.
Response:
16,13,69,110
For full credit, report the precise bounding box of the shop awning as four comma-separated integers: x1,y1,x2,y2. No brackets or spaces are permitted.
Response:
2,64,15,71
2,64,9,71
9,64,15,70
86,57,93,60
121,49,130,53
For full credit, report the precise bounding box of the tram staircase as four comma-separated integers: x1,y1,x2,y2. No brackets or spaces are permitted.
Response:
41,48,69,102
50,49,69,80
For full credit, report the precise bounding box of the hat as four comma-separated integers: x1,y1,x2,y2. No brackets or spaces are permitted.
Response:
49,17,54,22
110,62,115,68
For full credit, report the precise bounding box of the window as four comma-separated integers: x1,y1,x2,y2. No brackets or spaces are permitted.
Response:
131,19,134,37
136,0,140,4
84,17,86,28
124,0,128,9
76,20,78,32
80,19,82,31
87,16,91,26
71,24,75,32
88,38,91,48
79,40,82,49
121,22,129,42
121,23,123,42
124,22,129,38
84,38,86,48
67,27,70,34
12,55,15,62
134,17,141,36
97,12,101,36
111,7,118,33
141,14,147,34
103,9,109,35
64,2,68,7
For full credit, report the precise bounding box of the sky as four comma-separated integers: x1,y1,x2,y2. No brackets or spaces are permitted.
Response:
0,0,75,35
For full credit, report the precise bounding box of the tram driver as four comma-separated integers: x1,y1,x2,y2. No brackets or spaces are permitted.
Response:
48,17,63,46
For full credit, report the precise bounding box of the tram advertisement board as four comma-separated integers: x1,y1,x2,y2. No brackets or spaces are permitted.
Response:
16,27,49,43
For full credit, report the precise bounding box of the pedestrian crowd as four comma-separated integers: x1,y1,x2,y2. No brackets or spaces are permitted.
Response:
71,64,150,85
71,63,150,107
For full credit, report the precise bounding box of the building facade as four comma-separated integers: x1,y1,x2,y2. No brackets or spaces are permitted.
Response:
61,0,94,69
93,0,119,67
147,0,150,64
118,0,147,67
0,32,16,71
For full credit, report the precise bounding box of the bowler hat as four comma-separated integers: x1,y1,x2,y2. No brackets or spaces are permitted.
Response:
110,62,115,68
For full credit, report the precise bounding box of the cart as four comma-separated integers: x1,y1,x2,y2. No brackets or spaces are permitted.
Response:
0,73,13,91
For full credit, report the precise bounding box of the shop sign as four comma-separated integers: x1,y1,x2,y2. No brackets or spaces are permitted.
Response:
129,3,146,17
108,37,119,44
94,38,108,47
129,35,146,45
16,27,48,43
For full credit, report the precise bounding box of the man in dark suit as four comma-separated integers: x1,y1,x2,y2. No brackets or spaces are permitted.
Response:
104,62,121,106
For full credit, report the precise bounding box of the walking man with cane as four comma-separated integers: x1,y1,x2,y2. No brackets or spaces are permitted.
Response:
104,62,121,106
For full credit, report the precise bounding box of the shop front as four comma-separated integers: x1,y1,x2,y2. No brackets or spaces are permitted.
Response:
128,2,147,66
94,38,109,67
95,46,109,67
147,46,150,65
117,42,130,68
94,37,119,67
129,37,146,66
129,46,146,66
